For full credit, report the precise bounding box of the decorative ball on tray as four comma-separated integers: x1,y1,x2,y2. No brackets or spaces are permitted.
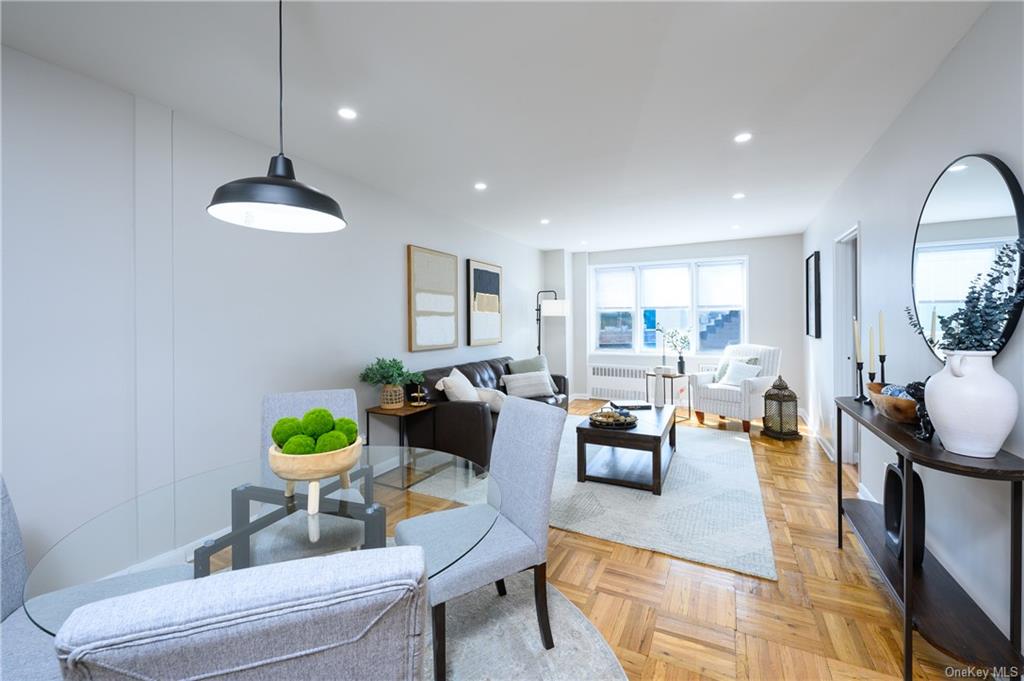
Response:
269,409,362,543
589,406,638,430
866,383,919,425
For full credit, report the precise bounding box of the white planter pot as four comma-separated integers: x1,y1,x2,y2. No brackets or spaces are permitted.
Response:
925,351,1018,458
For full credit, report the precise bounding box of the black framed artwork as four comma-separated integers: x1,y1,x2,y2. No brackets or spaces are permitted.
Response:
467,259,502,346
806,251,821,338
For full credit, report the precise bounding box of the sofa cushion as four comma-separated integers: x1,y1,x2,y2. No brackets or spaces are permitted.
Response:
435,368,480,402
507,355,559,392
720,361,761,386
477,388,506,413
698,383,743,403
500,371,555,399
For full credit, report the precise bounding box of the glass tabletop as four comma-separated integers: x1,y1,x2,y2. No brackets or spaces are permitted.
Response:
23,445,497,635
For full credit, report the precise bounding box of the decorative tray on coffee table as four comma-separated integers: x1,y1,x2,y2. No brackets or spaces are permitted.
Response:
588,406,638,430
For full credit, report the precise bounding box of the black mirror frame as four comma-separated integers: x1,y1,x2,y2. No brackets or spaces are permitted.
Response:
910,153,1024,362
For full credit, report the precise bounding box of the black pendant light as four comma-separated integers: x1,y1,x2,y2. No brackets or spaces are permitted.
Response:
207,0,345,233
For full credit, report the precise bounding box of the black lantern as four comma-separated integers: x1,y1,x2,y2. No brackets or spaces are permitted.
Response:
763,376,802,440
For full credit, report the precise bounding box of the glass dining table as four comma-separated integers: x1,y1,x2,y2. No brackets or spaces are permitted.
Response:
22,445,496,636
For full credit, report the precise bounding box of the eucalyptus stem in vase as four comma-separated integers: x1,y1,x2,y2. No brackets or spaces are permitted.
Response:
904,238,1024,458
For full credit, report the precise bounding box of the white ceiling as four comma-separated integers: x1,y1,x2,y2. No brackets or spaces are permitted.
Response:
2,2,986,251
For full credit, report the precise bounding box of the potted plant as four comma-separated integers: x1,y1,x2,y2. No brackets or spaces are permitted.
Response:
268,408,362,542
656,324,691,374
359,358,425,410
906,239,1024,458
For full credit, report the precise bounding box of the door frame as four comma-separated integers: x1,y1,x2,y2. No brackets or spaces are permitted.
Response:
833,223,862,464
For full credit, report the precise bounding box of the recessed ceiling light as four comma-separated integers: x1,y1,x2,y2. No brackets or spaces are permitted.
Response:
731,224,741,230
732,192,746,200
581,240,588,245
540,218,550,225
947,164,968,172
733,132,753,144
337,107,357,120
474,182,488,191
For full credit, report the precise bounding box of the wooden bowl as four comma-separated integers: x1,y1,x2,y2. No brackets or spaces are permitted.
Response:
269,439,362,486
867,383,919,425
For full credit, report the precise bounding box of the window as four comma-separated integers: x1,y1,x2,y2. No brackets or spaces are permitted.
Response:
594,268,635,349
591,259,747,353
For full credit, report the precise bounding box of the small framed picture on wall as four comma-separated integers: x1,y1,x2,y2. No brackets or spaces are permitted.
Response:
467,259,502,346
805,251,821,338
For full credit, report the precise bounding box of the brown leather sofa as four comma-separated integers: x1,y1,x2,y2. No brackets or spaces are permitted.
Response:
404,356,568,468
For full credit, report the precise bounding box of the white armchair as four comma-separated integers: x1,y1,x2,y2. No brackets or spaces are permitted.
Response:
688,344,781,433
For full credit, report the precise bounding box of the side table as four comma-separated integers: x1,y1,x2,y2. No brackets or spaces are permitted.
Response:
645,372,691,418
365,403,436,489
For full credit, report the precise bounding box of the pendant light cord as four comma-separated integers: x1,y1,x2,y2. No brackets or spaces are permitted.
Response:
278,0,284,155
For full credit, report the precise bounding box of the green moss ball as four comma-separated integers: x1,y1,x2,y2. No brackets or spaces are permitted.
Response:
281,434,315,455
334,417,358,444
315,430,349,453
271,417,303,448
301,408,335,438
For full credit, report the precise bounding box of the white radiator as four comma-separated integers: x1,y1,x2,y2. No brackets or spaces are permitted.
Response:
587,364,647,401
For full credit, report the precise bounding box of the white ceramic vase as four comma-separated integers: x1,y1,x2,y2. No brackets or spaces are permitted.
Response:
925,351,1018,458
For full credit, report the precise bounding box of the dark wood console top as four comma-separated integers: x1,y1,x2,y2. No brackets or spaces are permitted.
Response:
836,397,1024,480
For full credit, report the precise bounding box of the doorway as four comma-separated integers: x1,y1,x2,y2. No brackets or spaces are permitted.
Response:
833,225,861,467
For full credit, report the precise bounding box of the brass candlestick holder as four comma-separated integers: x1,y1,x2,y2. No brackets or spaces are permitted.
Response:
409,384,427,407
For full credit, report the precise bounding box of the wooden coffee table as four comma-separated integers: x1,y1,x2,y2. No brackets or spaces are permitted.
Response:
576,405,676,495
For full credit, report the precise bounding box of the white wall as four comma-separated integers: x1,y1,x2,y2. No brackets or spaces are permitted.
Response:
572,234,806,396
802,3,1023,639
2,47,543,565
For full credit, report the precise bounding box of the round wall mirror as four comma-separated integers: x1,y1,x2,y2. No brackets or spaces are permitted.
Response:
911,154,1024,361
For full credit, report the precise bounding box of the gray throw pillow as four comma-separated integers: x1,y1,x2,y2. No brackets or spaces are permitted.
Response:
508,355,559,393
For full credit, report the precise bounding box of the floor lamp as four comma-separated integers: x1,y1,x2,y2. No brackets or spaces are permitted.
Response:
536,291,569,355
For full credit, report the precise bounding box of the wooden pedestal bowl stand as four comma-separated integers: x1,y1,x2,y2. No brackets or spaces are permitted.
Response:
268,439,362,543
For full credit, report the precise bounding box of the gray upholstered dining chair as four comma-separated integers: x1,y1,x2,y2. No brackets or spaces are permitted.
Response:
394,396,567,681
1,478,65,680
53,546,428,680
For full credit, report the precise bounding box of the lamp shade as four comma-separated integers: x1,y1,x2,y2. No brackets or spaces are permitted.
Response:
208,154,346,234
541,299,570,317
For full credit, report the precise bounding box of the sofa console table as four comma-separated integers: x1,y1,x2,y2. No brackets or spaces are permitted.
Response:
835,397,1024,680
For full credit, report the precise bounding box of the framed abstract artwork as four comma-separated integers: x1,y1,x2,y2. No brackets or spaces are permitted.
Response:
467,259,502,346
805,251,821,338
407,245,458,351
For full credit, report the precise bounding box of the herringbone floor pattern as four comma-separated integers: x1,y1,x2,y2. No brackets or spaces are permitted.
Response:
556,399,958,681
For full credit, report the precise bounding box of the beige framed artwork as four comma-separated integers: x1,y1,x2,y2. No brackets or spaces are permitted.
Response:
407,245,459,351
467,259,502,346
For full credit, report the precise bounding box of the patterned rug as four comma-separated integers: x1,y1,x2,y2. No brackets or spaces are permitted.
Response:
411,417,778,580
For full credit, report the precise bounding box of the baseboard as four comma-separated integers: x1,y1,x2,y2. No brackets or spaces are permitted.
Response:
569,393,592,401
817,434,836,462
857,482,878,503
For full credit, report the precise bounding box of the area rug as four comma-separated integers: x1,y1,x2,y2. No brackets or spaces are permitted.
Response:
411,416,777,580
428,570,626,681
549,416,777,580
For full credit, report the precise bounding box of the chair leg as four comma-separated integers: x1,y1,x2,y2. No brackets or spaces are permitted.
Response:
495,579,507,596
534,563,554,650
432,602,446,681
742,420,751,433
695,411,705,424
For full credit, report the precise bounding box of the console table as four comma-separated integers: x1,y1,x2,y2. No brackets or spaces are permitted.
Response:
835,397,1024,680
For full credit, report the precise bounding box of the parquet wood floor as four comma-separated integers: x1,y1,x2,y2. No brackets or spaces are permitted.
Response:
556,399,960,680
213,400,963,680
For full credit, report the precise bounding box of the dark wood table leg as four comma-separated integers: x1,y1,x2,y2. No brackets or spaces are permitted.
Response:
903,458,914,681
576,436,586,482
669,417,676,450
652,440,662,496
836,404,843,549
1012,480,1022,654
